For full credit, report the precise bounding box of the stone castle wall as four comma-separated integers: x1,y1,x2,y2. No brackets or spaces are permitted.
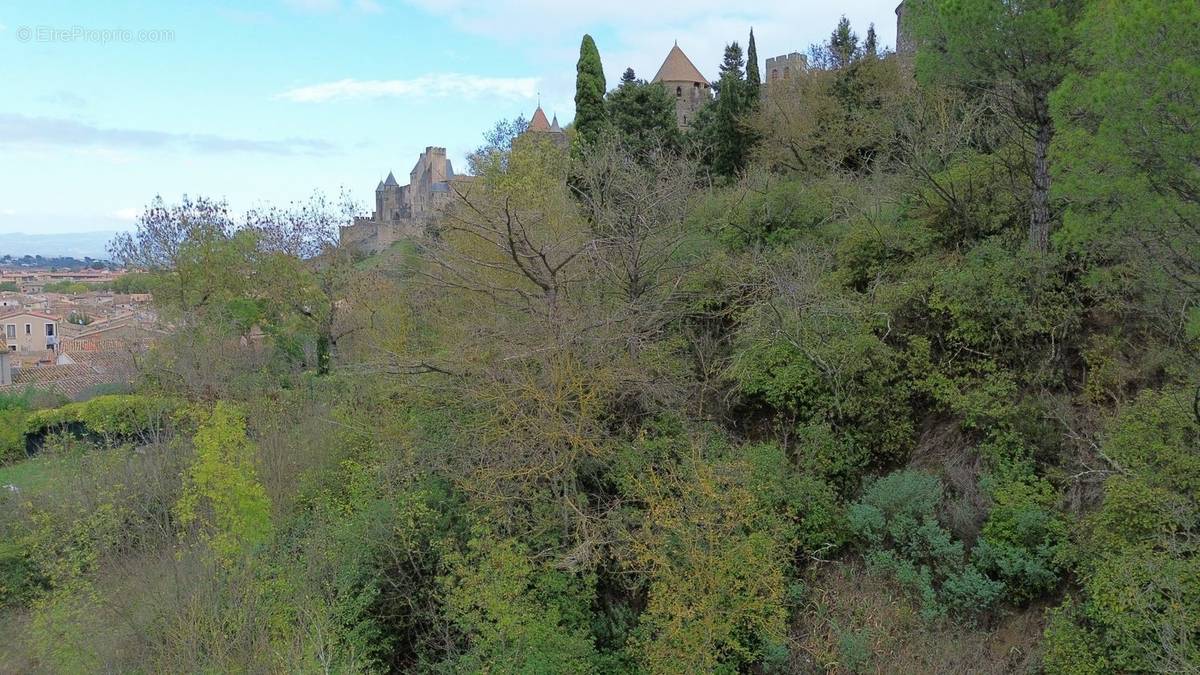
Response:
341,146,470,255
765,52,807,82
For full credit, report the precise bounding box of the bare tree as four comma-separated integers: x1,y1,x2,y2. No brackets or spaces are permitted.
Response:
572,135,698,305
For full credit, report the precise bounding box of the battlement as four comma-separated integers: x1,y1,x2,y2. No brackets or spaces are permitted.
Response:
765,52,807,82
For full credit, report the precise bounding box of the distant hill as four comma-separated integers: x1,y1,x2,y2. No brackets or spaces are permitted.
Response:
0,231,119,259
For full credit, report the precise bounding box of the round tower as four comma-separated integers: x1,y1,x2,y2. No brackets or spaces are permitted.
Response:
651,43,710,130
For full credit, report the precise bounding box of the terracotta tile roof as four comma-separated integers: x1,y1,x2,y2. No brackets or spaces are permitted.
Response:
651,44,708,84
529,105,552,132
0,309,59,322
0,348,137,400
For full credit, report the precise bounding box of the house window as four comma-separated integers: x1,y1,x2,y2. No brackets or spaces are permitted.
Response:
25,324,31,335
676,86,682,97
45,323,54,337
4,325,13,339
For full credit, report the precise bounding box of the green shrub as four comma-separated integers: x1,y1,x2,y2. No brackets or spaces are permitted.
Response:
849,470,1003,621
910,150,1022,245
22,395,178,442
928,240,1081,370
442,535,598,673
972,477,1066,604
690,176,851,249
0,539,40,606
835,213,934,292
731,298,915,482
1046,389,1200,672
0,409,27,463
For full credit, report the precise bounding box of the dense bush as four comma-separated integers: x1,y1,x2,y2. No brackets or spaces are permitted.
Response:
971,476,1066,603
1044,389,1200,673
22,394,179,442
848,470,1003,620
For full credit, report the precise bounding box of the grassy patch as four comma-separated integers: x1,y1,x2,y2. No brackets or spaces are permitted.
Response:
0,455,79,496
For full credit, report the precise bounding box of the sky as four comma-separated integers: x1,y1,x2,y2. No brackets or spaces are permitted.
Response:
0,0,900,239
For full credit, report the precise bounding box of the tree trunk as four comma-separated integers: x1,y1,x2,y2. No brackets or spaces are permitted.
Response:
1029,118,1053,252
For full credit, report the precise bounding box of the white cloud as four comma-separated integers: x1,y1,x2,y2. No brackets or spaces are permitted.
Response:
278,73,539,103
0,113,338,156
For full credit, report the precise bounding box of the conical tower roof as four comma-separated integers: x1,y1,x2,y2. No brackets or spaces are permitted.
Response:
376,180,385,191
383,171,399,187
550,114,562,133
529,105,551,132
651,43,707,84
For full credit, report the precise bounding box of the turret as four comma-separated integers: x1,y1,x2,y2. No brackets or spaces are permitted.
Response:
651,43,710,129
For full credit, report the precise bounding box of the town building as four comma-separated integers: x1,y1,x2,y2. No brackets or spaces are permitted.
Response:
0,310,59,356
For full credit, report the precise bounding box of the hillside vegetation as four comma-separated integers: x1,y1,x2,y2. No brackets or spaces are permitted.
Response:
1,1,1197,672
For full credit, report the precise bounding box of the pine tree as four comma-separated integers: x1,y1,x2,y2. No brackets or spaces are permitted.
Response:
719,41,745,81
713,42,745,95
607,75,680,157
915,0,1083,251
829,16,859,68
620,67,636,86
864,23,878,58
746,29,761,90
574,34,608,147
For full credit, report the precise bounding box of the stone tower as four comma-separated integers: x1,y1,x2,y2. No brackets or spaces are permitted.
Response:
520,104,569,149
765,53,807,83
376,172,405,221
651,43,711,130
896,0,916,57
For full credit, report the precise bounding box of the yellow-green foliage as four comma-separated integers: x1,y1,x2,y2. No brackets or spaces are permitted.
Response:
442,534,599,674
621,435,790,673
176,402,273,564
22,394,177,439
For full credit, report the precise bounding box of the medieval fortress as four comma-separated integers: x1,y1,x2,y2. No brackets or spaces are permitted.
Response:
342,4,912,255
340,43,713,255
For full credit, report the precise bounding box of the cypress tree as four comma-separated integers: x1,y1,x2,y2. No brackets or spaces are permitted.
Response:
746,29,761,89
574,34,607,146
864,23,878,58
